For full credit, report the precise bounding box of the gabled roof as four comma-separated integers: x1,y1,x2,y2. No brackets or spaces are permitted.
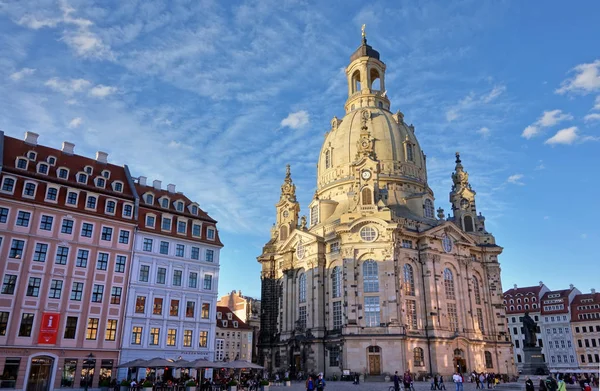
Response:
504,285,544,297
135,183,215,222
216,306,251,329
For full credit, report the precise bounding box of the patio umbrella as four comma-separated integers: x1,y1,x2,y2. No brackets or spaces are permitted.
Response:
171,359,192,368
190,359,226,369
144,357,174,368
223,360,264,369
118,358,149,368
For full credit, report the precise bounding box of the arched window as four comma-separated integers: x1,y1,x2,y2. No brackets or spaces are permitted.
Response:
362,188,372,205
370,69,381,90
406,143,414,161
363,260,379,292
424,199,434,218
485,351,493,368
444,268,455,300
403,264,415,296
331,266,342,298
299,273,306,303
352,70,361,93
325,150,331,169
464,215,474,232
473,276,481,305
279,226,288,241
413,347,424,366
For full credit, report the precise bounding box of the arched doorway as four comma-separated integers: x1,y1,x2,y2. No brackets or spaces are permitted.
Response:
367,346,381,375
26,356,55,391
453,349,466,374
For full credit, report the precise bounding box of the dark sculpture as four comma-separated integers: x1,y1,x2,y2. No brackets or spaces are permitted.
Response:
523,311,537,347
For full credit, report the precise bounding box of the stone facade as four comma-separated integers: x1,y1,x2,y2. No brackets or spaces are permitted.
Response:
257,35,514,379
570,290,600,374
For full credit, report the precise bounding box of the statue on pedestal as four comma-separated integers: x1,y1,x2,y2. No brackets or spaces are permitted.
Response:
523,311,537,347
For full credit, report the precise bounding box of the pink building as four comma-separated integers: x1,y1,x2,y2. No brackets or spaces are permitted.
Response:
0,132,136,391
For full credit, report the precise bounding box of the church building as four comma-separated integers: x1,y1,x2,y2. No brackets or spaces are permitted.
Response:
257,32,514,378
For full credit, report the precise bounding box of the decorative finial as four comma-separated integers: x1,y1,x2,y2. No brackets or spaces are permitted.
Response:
361,24,366,40
285,164,291,178
455,152,461,164
300,215,307,230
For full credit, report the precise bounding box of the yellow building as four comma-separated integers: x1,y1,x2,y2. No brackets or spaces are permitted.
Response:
257,32,514,378
214,306,253,362
570,290,600,375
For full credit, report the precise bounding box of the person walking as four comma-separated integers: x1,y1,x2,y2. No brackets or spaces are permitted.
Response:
453,371,464,391
539,377,547,391
394,371,401,391
403,371,413,391
316,373,326,391
439,375,446,390
305,376,314,391
557,376,566,391
525,377,534,391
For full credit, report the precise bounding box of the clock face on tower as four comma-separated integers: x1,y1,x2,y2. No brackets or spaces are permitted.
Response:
283,210,289,218
361,170,371,180
460,198,470,209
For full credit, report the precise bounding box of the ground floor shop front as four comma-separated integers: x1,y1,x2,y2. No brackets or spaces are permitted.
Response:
0,348,119,391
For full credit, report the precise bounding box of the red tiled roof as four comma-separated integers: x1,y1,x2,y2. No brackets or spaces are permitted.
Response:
216,306,251,329
503,285,543,297
570,292,600,322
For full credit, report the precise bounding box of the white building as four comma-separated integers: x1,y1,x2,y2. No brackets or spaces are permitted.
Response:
119,180,222,379
539,286,581,373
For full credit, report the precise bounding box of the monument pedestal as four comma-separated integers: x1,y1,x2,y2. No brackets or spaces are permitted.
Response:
521,347,548,375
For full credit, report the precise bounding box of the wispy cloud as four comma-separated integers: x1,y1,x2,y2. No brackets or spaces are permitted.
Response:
9,68,36,81
477,127,491,137
535,160,545,170
280,110,309,129
556,59,600,95
507,174,525,185
545,126,579,145
594,96,600,111
68,117,83,128
584,113,600,122
45,78,91,95
521,109,573,139
89,85,117,98
446,85,506,122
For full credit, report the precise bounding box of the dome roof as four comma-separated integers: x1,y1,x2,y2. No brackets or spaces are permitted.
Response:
317,107,428,197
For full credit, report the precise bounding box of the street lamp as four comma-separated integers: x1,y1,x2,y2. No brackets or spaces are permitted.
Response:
84,353,95,391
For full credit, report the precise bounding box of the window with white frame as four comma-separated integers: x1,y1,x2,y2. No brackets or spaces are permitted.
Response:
23,182,37,197
207,227,215,240
58,168,69,179
360,226,377,242
47,156,56,165
16,157,28,169
332,301,342,330
45,186,58,201
331,266,342,298
363,260,379,292
1,176,16,193
77,173,87,184
364,296,380,327
424,199,435,218
37,163,49,175
299,273,307,303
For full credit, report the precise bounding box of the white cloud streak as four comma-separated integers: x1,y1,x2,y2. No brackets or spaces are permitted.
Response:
584,113,600,122
507,174,525,185
556,60,600,95
68,117,83,128
9,68,36,81
446,85,505,122
89,85,117,98
280,110,309,129
45,78,91,95
521,109,573,139
544,126,579,145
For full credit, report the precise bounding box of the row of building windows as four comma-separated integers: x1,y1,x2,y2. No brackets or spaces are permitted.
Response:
508,315,540,324
545,315,569,322
142,193,201,217
575,325,600,333
0,177,131,217
577,312,600,320
133,296,211,319
141,238,215,261
12,156,124,193
5,239,128,271
508,304,539,311
144,215,215,239
577,338,600,348
1,274,123,302
129,326,208,348
545,327,571,334
505,296,538,304
137,265,213,290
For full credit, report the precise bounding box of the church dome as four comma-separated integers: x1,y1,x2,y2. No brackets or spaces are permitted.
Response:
316,36,431,205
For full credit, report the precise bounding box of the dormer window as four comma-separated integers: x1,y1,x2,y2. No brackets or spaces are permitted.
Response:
227,313,232,320
161,198,169,208
1,177,16,193
105,200,116,214
145,194,154,204
37,163,49,175
16,158,28,169
27,151,37,160
217,312,222,319
84,166,93,175
191,205,198,215
146,214,156,228
47,156,56,165
222,320,227,327
176,201,184,212
101,170,110,179
112,181,123,192
207,228,215,240
233,321,238,328
58,168,69,179
96,178,105,188
406,143,414,162
77,173,88,184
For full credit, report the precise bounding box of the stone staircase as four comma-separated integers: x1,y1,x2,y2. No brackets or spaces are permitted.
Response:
364,375,388,383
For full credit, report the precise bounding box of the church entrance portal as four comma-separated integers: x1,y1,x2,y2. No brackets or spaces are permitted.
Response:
26,357,54,391
367,346,381,375
454,349,467,374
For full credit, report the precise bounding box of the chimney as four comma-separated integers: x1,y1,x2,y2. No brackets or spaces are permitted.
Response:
569,284,574,289
592,289,596,294
24,131,39,145
539,281,544,287
62,141,75,155
138,176,147,186
153,180,162,190
513,284,517,289
96,151,108,164
167,184,176,193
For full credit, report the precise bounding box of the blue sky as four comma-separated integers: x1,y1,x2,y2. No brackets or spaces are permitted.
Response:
1,0,599,299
